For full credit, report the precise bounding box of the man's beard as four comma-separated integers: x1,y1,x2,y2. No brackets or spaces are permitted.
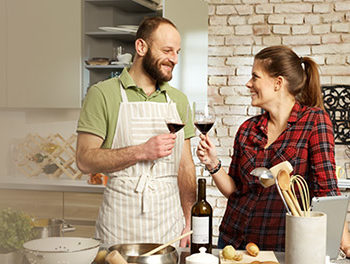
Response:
142,48,174,83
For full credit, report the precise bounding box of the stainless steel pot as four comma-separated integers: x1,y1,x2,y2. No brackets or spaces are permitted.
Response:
32,218,75,239
109,243,178,264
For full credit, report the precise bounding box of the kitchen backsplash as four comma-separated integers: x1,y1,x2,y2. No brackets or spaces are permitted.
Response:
0,109,80,176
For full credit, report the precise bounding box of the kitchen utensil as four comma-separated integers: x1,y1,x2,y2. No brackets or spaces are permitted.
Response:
105,250,128,264
277,170,302,216
32,218,75,239
23,237,100,264
250,167,274,188
186,247,219,264
109,243,178,264
142,230,193,256
274,174,291,215
290,174,310,216
251,161,294,188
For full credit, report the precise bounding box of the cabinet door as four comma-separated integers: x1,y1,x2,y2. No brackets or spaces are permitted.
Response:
0,0,7,107
63,192,103,238
0,190,63,219
6,0,82,108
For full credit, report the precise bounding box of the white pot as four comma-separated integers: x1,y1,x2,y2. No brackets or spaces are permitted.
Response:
0,250,24,264
23,237,99,264
185,247,219,264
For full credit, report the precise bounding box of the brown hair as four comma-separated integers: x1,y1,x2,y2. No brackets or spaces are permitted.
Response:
136,17,177,45
255,45,324,110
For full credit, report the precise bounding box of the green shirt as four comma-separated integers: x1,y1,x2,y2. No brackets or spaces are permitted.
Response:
77,68,195,148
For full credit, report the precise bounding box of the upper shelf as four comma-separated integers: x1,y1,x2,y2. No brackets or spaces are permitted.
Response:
85,0,160,12
85,31,136,42
85,64,128,69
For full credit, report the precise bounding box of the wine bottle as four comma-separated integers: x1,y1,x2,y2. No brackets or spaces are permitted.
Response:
190,178,213,254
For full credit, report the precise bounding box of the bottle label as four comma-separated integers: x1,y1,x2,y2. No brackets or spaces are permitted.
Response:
192,216,209,243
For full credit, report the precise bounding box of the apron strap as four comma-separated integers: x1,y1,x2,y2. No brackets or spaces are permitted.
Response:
120,81,129,102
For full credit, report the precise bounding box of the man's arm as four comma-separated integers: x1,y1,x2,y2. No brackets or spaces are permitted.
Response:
76,132,177,174
178,139,196,247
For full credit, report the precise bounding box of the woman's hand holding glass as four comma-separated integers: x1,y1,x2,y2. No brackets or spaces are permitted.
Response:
196,134,219,171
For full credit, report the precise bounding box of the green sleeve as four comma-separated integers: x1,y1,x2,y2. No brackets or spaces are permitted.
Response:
77,85,108,140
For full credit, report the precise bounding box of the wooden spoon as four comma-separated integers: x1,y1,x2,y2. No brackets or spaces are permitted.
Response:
141,230,193,256
277,169,301,216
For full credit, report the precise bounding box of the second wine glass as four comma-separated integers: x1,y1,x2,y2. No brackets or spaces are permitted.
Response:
193,102,215,171
193,102,215,136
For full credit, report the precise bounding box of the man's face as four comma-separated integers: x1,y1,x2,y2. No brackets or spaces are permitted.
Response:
142,24,181,83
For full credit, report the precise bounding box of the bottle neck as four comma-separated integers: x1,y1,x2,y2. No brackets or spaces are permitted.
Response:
197,179,206,201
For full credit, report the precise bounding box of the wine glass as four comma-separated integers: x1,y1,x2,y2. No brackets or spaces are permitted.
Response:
193,101,215,171
193,102,215,136
160,103,188,164
164,102,187,134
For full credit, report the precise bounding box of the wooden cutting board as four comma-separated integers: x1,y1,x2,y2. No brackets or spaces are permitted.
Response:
219,250,279,263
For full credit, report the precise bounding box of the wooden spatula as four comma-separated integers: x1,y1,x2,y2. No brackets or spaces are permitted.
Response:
141,230,193,256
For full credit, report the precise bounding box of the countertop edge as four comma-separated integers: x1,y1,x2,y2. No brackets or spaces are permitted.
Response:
0,176,105,193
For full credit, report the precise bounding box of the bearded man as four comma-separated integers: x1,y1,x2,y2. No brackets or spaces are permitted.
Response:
76,17,196,247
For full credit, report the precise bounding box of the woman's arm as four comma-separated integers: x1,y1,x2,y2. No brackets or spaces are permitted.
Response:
196,134,237,198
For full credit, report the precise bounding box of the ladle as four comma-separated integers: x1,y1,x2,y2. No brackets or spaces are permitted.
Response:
250,167,274,187
275,174,291,215
277,170,300,217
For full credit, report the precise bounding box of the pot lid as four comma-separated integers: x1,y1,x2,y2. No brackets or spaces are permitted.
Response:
185,247,219,264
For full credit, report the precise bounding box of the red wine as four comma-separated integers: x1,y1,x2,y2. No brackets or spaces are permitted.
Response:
166,122,185,133
191,178,212,254
194,122,214,135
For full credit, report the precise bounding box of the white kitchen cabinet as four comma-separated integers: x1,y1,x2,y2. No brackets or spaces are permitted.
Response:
0,0,7,107
83,0,208,104
5,0,82,108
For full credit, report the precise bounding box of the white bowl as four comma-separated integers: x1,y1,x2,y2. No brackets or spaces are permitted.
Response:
117,53,132,64
23,237,100,264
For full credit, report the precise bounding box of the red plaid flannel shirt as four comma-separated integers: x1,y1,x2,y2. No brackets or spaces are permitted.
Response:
219,101,340,251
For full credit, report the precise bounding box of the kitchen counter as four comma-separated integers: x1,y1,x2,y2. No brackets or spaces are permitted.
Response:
1,176,349,194
0,175,105,193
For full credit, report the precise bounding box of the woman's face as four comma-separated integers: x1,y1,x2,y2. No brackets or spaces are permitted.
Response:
246,59,277,109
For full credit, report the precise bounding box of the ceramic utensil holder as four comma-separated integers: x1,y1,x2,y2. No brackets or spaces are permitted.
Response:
285,211,327,264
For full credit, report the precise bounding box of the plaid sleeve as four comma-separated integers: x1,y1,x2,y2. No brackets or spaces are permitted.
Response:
309,110,340,196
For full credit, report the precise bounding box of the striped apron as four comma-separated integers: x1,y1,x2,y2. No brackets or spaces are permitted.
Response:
95,82,184,245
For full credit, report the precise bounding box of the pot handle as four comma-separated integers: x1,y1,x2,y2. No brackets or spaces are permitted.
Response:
62,223,76,233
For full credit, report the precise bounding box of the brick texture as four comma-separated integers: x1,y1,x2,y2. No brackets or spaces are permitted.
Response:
203,0,350,245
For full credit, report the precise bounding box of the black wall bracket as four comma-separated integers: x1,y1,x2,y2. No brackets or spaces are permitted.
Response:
322,85,350,145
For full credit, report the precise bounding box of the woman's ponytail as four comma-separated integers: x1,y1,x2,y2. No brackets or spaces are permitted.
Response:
296,57,325,110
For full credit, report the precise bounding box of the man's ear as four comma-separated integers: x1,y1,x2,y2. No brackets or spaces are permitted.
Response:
135,38,148,57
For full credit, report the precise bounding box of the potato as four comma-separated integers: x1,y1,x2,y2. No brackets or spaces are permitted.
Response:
94,249,108,264
222,245,236,260
246,242,259,257
232,252,243,261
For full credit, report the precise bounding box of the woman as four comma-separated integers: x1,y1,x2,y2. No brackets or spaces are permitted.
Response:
197,45,349,252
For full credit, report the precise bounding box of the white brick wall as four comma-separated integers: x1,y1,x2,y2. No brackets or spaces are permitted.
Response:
202,0,350,245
